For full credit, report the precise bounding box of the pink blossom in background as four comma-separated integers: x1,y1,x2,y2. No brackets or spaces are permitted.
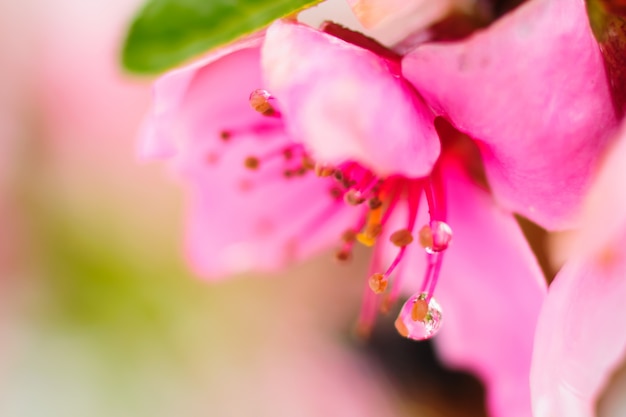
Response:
344,0,482,44
141,0,623,416
530,123,626,417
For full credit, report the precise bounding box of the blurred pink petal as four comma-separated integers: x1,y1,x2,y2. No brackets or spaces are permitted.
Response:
402,0,617,230
531,248,626,417
139,33,266,160
141,34,355,277
531,124,626,417
183,140,355,277
262,20,440,178
345,0,477,45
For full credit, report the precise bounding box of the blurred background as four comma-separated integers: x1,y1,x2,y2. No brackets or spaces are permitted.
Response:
0,0,623,416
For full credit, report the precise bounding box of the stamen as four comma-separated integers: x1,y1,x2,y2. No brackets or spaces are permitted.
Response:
395,292,443,341
379,181,421,305
341,229,357,243
335,210,368,262
421,252,445,299
368,273,388,294
357,224,382,247
368,196,382,210
355,244,384,339
419,220,453,253
249,89,277,116
390,229,414,247
244,156,260,170
220,130,232,141
344,189,366,206
315,164,335,177
410,297,429,321
335,249,352,262
329,186,343,200
301,156,316,170
242,144,307,175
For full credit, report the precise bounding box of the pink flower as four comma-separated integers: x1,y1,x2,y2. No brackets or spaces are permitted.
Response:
402,0,617,230
141,0,617,415
530,122,626,417
345,0,478,44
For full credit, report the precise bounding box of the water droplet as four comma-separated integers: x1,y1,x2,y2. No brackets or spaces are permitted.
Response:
394,293,443,340
419,220,453,254
249,89,276,116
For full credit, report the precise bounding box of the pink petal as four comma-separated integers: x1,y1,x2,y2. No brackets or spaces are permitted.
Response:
531,240,626,417
402,0,617,230
140,34,354,277
185,159,355,277
262,20,440,178
531,123,626,417
388,160,546,417
564,123,626,262
138,33,266,160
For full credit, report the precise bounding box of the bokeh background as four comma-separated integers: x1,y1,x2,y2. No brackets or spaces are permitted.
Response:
0,0,624,416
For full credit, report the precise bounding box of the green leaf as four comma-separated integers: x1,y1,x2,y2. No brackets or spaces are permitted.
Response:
122,0,321,75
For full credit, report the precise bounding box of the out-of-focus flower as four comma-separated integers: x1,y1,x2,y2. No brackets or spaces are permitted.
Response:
345,0,482,44
530,122,626,417
141,0,621,416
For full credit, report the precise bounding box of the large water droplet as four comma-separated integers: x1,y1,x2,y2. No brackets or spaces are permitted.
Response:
420,220,453,254
394,293,443,341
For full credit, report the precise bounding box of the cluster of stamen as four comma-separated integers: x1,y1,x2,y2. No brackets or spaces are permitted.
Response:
225,88,455,342
302,159,453,341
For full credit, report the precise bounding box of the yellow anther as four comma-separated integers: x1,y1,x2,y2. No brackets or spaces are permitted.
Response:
356,206,383,247
356,233,376,247
394,317,410,338
301,156,315,170
411,298,429,322
315,164,335,177
390,229,414,247
368,273,388,294
418,224,434,249
357,224,382,247
368,196,382,210
244,156,260,170
341,229,357,243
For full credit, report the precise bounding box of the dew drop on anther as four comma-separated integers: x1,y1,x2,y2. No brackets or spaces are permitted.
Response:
394,293,443,341
419,220,453,254
249,89,276,116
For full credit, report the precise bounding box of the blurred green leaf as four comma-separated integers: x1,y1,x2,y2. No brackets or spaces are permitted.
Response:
122,0,321,74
